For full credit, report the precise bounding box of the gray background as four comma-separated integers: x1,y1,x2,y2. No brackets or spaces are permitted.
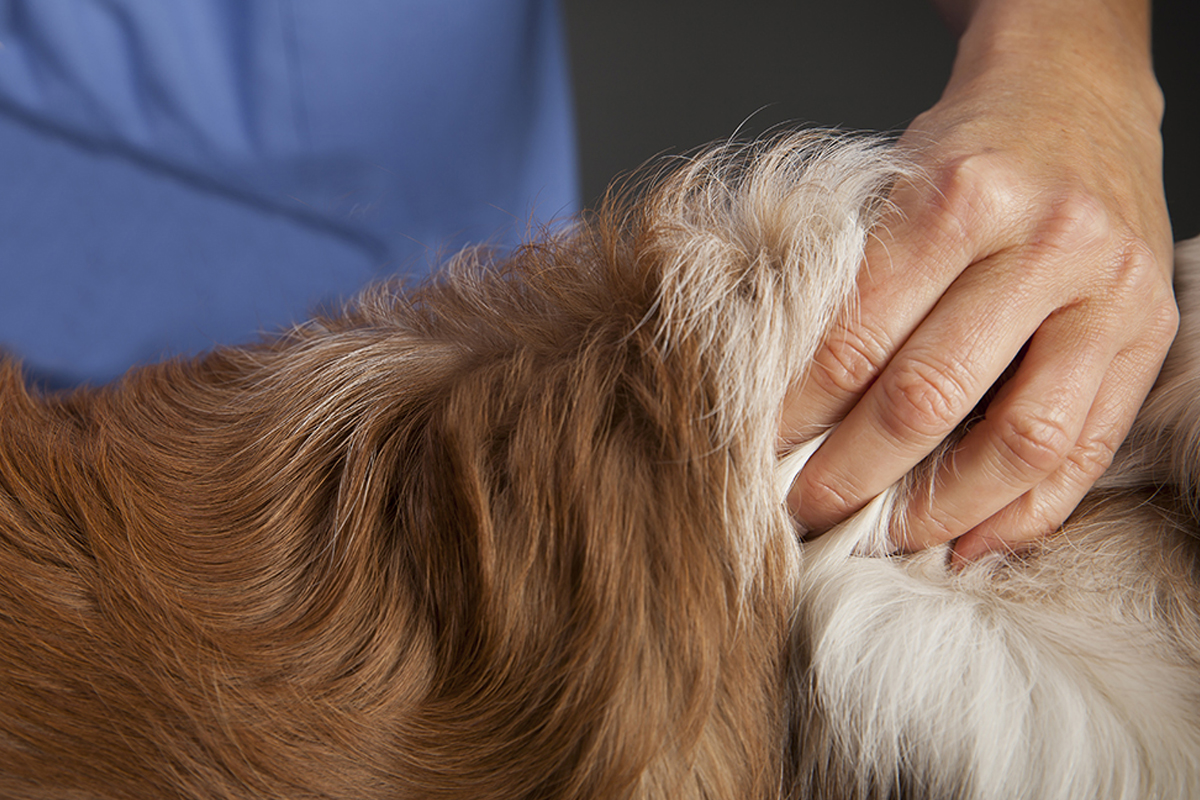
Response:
562,0,1198,239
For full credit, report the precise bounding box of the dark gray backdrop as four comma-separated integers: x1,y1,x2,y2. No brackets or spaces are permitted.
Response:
563,0,1198,239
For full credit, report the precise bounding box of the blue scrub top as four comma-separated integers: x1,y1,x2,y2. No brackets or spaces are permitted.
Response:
0,0,578,385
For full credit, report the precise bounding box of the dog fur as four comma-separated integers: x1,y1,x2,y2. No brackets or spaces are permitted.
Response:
1,133,1197,799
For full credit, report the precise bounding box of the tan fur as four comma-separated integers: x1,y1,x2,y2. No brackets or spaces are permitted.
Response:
1,133,1197,799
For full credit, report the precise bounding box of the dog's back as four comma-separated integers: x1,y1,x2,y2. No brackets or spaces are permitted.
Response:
1,134,1198,798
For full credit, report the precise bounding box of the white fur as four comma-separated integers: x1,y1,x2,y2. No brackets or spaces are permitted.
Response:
658,135,1200,796
778,240,1200,799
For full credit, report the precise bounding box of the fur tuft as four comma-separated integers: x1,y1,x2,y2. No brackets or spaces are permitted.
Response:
1,132,1198,799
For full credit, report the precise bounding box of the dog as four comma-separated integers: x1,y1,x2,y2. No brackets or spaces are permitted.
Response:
1,132,1197,799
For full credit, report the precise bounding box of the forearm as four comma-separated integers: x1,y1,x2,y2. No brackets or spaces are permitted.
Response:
934,0,1161,123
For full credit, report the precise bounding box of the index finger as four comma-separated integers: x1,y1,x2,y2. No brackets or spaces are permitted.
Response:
779,159,1014,445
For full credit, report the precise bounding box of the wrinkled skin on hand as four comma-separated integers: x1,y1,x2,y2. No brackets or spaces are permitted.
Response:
783,0,1176,561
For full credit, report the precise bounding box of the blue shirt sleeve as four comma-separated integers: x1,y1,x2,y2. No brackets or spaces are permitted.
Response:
0,0,578,385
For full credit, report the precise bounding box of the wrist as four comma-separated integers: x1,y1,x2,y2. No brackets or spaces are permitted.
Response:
946,0,1163,125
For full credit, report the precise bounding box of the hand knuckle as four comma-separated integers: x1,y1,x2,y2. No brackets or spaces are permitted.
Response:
811,325,890,397
922,154,1018,250
1041,191,1113,254
993,406,1076,480
1123,243,1175,297
938,152,1015,206
903,498,971,548
1147,293,1181,347
1111,245,1178,347
1066,434,1119,483
921,510,966,546
1115,240,1167,291
796,471,860,525
879,356,973,441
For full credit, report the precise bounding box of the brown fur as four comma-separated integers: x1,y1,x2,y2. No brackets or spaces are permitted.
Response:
2,134,1198,799
0,149,804,798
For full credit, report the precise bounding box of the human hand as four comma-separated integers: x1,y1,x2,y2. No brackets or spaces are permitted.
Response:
782,0,1176,561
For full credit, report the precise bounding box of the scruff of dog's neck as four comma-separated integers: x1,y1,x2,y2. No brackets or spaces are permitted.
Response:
0,134,902,799
8,133,1197,800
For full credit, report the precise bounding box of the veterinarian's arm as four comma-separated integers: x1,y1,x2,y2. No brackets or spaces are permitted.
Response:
782,0,1174,560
